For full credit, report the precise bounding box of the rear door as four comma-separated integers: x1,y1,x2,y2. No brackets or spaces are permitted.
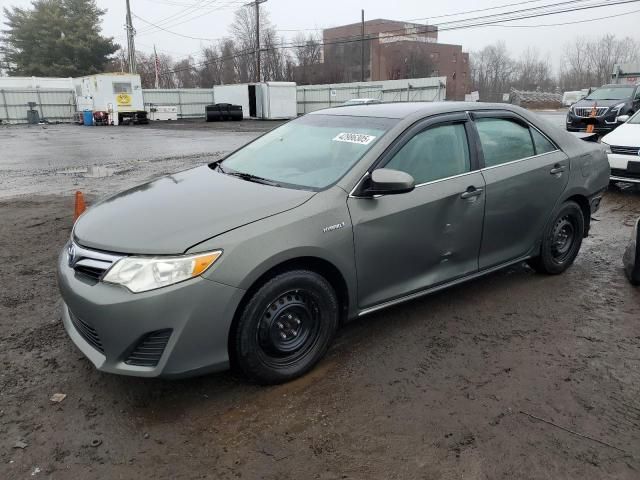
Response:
348,113,486,309
471,111,570,269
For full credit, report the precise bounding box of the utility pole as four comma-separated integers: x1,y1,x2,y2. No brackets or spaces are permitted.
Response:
153,44,160,88
246,0,267,83
125,0,136,74
360,10,366,82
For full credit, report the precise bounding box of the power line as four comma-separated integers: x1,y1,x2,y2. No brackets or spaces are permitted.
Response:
135,0,245,36
274,0,591,33
157,0,640,76
486,6,640,26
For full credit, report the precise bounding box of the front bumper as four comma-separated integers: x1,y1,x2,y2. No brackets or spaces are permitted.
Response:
608,153,640,184
57,248,245,378
566,110,622,133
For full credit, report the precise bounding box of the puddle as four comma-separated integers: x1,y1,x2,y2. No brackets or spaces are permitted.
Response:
56,165,120,178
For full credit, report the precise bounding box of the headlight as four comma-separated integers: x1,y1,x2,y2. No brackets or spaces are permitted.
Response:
103,250,222,293
601,141,612,155
612,103,625,113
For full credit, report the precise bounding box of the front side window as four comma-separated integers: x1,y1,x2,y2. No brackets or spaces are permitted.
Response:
384,123,470,184
476,118,535,167
113,82,132,94
221,114,397,190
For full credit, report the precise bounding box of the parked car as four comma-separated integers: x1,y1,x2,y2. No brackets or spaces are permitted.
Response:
566,83,640,134
601,111,640,185
58,102,609,384
342,98,381,106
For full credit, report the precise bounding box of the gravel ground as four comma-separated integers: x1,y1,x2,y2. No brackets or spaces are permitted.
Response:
1,119,640,479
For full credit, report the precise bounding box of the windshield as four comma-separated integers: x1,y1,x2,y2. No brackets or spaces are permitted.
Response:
585,86,634,100
220,114,397,190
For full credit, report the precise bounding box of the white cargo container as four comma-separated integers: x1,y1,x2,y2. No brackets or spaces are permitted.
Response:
148,105,178,121
255,82,297,119
212,82,297,119
74,73,147,124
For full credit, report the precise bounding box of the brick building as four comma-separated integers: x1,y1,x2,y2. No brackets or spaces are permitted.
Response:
296,19,470,101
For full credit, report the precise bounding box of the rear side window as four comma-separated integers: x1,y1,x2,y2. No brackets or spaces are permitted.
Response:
476,118,535,167
384,123,470,184
531,128,556,154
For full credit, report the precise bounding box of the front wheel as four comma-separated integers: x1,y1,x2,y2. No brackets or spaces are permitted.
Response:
233,270,339,384
528,201,585,275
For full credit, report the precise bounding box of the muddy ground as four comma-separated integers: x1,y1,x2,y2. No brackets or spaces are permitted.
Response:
1,189,639,479
1,119,640,479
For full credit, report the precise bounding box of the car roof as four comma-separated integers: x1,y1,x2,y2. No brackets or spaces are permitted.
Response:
311,101,523,119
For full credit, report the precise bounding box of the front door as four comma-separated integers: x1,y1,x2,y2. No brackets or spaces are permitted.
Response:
471,112,570,269
347,114,486,309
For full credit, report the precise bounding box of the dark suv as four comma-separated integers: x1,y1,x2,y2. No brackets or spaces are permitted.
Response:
566,83,640,134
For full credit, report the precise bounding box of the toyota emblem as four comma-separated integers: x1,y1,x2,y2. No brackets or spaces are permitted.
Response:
67,243,76,267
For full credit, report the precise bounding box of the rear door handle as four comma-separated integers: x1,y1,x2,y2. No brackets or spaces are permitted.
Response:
460,187,483,199
550,164,566,175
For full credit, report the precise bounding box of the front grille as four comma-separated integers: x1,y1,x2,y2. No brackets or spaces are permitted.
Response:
68,242,123,282
573,106,609,118
125,329,172,367
611,145,640,156
73,265,105,281
69,310,104,353
611,168,640,180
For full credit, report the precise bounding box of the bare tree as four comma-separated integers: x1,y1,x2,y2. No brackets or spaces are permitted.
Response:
292,33,322,84
560,34,640,91
513,48,555,92
199,44,223,87
261,29,290,81
470,42,517,101
229,6,268,82
173,57,198,88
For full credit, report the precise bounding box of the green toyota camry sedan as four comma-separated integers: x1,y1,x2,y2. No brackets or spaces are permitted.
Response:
58,102,609,384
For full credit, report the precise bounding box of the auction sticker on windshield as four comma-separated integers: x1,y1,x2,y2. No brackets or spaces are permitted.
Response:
333,132,377,145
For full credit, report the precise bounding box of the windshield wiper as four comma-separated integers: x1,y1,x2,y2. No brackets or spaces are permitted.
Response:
226,171,281,187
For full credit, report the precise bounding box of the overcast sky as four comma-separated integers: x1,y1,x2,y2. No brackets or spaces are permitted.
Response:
1,0,639,70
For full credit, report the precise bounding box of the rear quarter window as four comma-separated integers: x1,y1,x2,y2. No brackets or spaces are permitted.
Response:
531,128,557,154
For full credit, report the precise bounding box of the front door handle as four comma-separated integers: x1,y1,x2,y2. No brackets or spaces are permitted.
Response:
460,187,483,199
550,164,566,175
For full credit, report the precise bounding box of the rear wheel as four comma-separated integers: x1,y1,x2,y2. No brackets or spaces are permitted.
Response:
233,270,339,384
528,201,585,275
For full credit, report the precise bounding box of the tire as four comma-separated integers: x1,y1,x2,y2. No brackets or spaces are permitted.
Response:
233,270,339,384
528,201,585,275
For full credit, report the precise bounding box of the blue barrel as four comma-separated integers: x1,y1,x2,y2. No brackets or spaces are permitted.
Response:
83,110,93,126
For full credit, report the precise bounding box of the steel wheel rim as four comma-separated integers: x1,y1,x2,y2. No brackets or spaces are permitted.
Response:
550,214,576,263
257,290,321,366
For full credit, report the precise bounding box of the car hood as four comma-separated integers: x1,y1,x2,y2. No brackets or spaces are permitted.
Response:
602,122,640,147
573,98,627,108
73,165,315,254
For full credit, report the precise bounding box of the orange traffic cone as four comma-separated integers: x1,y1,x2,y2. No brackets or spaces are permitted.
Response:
74,191,86,220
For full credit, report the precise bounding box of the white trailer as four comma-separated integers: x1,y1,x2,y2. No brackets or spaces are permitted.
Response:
74,73,147,125
212,82,297,119
255,82,297,119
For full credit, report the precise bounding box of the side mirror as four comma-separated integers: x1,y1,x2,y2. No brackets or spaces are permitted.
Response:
617,115,630,123
362,168,415,196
